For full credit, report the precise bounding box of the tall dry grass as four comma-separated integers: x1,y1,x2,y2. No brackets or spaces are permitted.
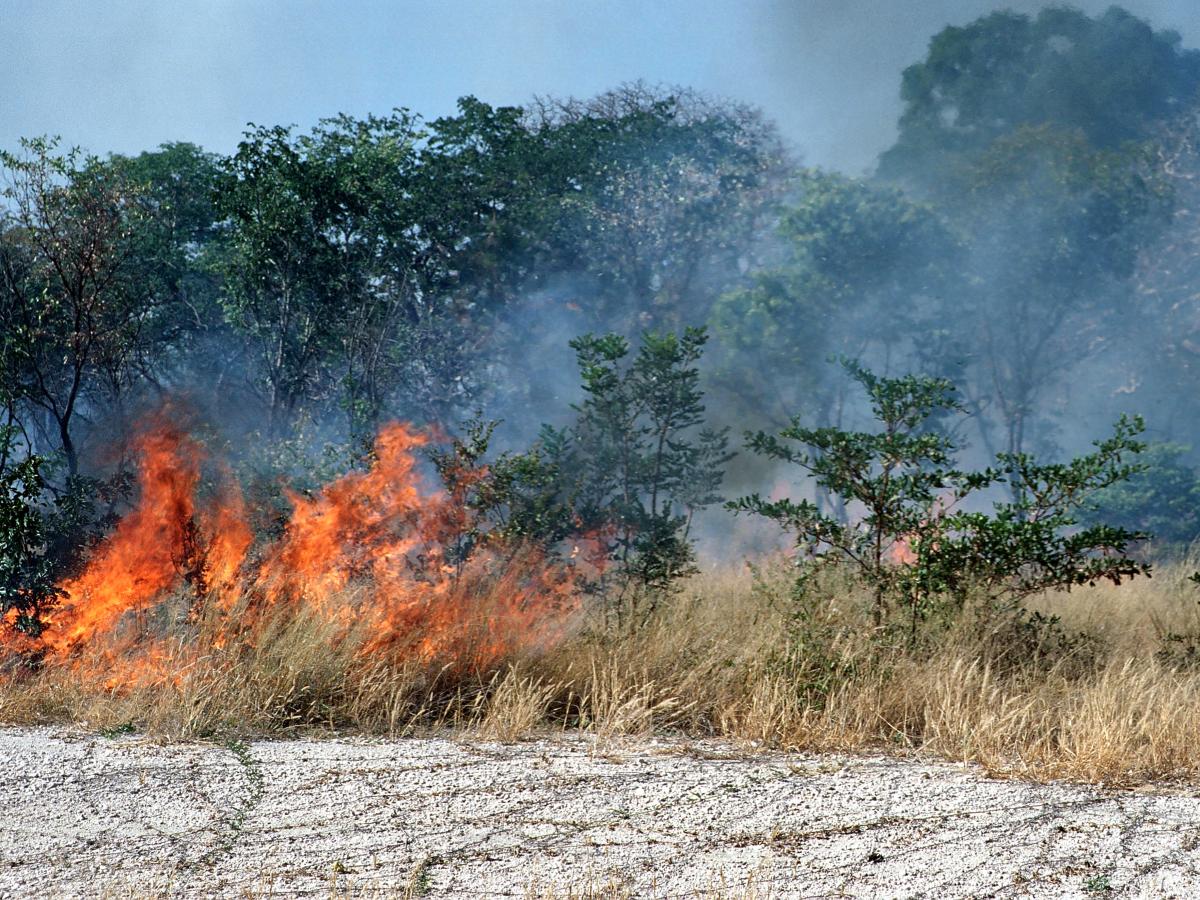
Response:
7,554,1200,784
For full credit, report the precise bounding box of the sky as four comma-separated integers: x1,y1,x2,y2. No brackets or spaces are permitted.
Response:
2,0,1198,174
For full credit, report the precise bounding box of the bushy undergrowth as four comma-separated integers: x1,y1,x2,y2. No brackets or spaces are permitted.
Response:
7,556,1200,785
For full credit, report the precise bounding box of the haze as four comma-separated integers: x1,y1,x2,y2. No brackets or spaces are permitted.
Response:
3,0,1198,173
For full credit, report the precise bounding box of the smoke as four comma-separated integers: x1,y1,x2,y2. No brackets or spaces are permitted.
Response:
752,0,1200,172
6,2,1200,569
6,1,1196,175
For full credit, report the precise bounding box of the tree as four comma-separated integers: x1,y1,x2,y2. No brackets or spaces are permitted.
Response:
91,143,226,434
733,362,1149,640
710,171,965,432
0,456,61,638
522,84,789,333
426,327,731,622
1079,442,1200,552
879,6,1200,191
0,138,163,476
1130,113,1200,438
215,113,426,435
731,362,976,627
428,416,578,570
950,126,1170,463
566,326,732,614
104,142,224,336
215,102,577,434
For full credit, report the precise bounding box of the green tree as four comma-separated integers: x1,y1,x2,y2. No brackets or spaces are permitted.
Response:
710,171,964,431
567,326,732,615
1079,442,1200,552
733,363,1148,640
104,142,224,328
92,143,226,433
951,126,1170,462
867,8,1185,468
427,327,731,621
215,101,575,433
215,113,426,434
0,455,61,638
0,138,164,476
428,416,578,571
527,84,788,332
879,6,1200,190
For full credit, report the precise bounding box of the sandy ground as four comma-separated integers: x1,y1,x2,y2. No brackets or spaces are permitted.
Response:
2,728,1200,898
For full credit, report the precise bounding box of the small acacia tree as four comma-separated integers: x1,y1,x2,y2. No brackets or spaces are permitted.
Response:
732,362,1149,641
427,416,578,574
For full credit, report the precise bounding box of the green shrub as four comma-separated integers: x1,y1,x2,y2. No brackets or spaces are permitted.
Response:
1079,442,1200,553
732,361,1149,641
0,456,63,637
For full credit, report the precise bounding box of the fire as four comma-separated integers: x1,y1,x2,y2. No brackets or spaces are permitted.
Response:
889,495,952,567
890,536,918,566
9,417,587,683
43,422,203,654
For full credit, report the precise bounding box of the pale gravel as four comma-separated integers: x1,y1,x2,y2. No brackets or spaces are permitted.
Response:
2,727,1200,898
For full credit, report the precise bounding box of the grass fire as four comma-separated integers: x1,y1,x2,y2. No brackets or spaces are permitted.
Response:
7,415,588,696
10,2,1200,894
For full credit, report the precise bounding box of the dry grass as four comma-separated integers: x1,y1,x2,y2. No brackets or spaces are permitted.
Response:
8,554,1200,784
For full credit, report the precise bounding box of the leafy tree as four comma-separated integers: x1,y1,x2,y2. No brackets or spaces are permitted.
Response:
870,8,1184,466
733,363,1149,640
710,171,965,431
104,142,224,334
879,6,1200,190
215,101,583,433
940,415,1149,608
431,327,731,621
522,84,788,332
411,98,554,314
428,416,579,571
90,143,227,437
950,126,1170,462
731,362,977,627
215,113,425,434
0,455,61,638
567,326,732,614
0,138,164,475
1078,442,1200,552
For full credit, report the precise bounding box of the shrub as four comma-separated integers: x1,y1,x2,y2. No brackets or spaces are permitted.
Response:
1078,442,1200,553
433,328,734,625
0,456,63,637
732,361,1149,641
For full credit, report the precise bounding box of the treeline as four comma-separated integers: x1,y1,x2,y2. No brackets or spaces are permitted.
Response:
6,6,1200,605
0,86,784,468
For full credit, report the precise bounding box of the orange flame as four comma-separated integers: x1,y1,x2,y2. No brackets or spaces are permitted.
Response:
44,422,203,654
889,536,918,566
8,417,587,682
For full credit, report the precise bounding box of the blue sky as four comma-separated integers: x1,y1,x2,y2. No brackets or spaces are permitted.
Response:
2,0,1197,174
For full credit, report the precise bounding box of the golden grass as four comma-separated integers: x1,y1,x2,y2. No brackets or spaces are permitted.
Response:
8,555,1200,784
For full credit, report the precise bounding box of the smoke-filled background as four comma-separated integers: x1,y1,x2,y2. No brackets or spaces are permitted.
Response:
6,0,1200,566
4,0,1199,171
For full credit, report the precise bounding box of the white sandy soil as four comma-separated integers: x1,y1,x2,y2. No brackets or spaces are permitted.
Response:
2,727,1200,898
